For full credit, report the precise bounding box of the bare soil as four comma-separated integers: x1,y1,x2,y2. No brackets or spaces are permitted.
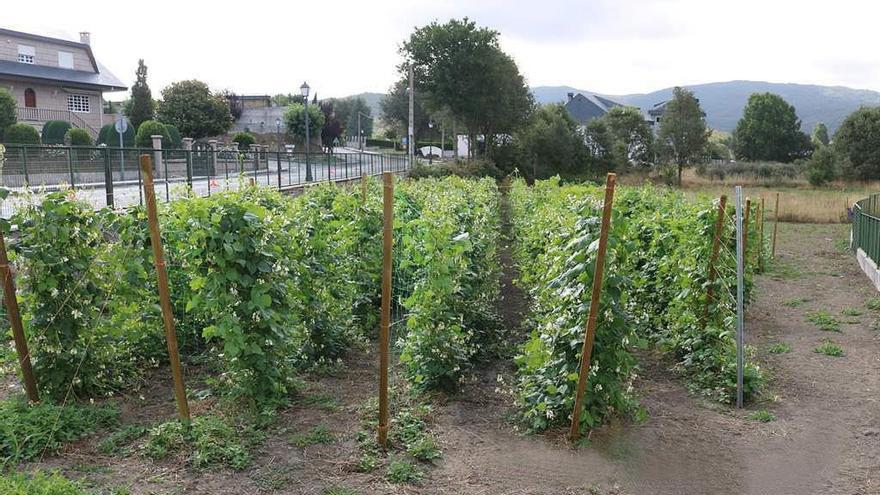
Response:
20,222,880,494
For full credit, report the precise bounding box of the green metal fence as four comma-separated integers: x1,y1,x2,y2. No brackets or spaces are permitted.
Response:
851,193,880,263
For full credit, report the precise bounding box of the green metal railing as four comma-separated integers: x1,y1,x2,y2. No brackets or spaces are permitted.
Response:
851,193,880,264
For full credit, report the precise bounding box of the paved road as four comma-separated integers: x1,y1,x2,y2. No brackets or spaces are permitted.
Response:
1,152,408,218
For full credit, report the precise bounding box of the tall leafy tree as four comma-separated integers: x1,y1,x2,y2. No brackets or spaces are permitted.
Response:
319,100,344,151
657,87,712,185
733,92,811,162
834,106,880,180
156,80,233,139
602,106,654,167
128,60,156,130
333,97,373,140
380,78,431,143
283,102,325,148
400,18,534,155
811,122,830,147
511,104,589,180
0,88,17,141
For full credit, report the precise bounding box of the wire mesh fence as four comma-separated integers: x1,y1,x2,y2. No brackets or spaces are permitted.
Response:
0,144,410,218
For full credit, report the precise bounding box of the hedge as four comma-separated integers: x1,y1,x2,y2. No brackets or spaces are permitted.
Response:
135,120,171,148
232,132,256,150
41,120,72,145
166,125,182,149
3,124,40,145
65,128,93,146
97,123,135,147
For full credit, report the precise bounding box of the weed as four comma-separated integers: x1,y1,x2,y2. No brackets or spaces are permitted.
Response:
0,398,118,466
297,393,340,412
392,408,441,461
814,341,844,357
386,458,424,484
841,308,862,317
252,463,299,491
748,410,777,422
290,425,335,448
782,297,809,307
806,311,841,332
143,414,259,470
97,424,147,455
768,260,802,280
355,451,380,473
0,470,88,494
767,343,792,354
865,298,880,311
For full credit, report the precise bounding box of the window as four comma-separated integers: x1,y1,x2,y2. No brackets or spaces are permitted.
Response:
17,45,35,64
67,94,90,113
58,51,74,69
24,88,36,108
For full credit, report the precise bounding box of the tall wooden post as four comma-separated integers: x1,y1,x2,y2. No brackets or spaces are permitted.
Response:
140,154,190,421
758,197,765,272
772,192,780,257
705,195,728,319
569,173,616,442
743,198,751,264
0,233,39,402
378,171,393,447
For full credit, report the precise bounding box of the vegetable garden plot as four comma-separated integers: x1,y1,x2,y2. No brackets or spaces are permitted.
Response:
510,177,764,434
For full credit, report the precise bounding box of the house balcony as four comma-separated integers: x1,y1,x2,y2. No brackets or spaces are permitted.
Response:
16,107,99,138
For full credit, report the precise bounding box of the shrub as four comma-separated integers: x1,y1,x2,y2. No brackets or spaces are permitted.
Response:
97,123,135,147
134,119,170,148
165,124,182,148
233,132,256,150
65,128,93,146
807,146,838,186
40,120,72,145
0,88,15,141
3,123,40,145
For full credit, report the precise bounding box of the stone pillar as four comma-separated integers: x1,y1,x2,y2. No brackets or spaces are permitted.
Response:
182,137,193,151
209,139,218,176
182,138,194,186
151,135,163,178
250,144,260,174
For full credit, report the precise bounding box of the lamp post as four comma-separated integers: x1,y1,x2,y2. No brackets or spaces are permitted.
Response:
301,81,312,182
428,121,434,165
275,117,281,152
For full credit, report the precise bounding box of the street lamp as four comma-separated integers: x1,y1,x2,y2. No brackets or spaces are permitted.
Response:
301,81,312,181
428,121,434,165
275,117,281,152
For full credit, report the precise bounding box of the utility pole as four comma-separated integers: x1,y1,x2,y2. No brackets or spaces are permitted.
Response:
408,66,415,164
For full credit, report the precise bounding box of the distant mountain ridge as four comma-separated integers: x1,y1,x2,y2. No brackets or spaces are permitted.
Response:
532,81,880,133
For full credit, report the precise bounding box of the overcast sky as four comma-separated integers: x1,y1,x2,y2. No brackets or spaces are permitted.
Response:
6,0,879,101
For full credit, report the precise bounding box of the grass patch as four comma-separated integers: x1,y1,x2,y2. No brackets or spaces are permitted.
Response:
0,397,118,466
97,424,148,455
143,414,262,470
386,458,424,484
807,311,841,332
0,470,89,494
814,341,845,357
767,259,803,280
766,342,792,354
841,308,862,317
290,425,335,448
865,298,880,311
748,410,777,422
296,393,340,412
782,297,809,307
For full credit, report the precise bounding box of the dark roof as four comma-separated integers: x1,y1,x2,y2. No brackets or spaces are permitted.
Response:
648,100,669,117
0,28,126,91
0,59,126,91
563,93,622,125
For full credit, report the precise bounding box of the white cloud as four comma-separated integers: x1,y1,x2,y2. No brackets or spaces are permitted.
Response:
4,0,879,100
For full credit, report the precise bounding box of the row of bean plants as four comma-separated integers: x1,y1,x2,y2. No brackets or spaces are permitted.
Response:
393,177,503,391
509,177,763,433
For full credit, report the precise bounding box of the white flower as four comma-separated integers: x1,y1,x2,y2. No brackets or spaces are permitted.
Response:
50,288,59,297
71,309,83,320
546,409,555,420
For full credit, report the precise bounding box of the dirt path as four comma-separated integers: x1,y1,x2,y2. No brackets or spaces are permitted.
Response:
20,223,880,494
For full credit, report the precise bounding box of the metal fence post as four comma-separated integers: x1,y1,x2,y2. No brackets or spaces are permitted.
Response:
182,138,194,190
103,146,114,208
276,151,282,189
21,146,30,187
67,147,75,188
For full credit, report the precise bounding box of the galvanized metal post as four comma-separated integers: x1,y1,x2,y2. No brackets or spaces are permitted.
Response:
734,186,745,409
182,138,194,189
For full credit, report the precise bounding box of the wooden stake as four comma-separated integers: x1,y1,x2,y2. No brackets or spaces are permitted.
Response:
705,195,728,320
0,232,39,402
758,197,765,272
140,154,190,421
569,173,616,442
378,171,393,447
772,193,780,257
743,198,751,264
